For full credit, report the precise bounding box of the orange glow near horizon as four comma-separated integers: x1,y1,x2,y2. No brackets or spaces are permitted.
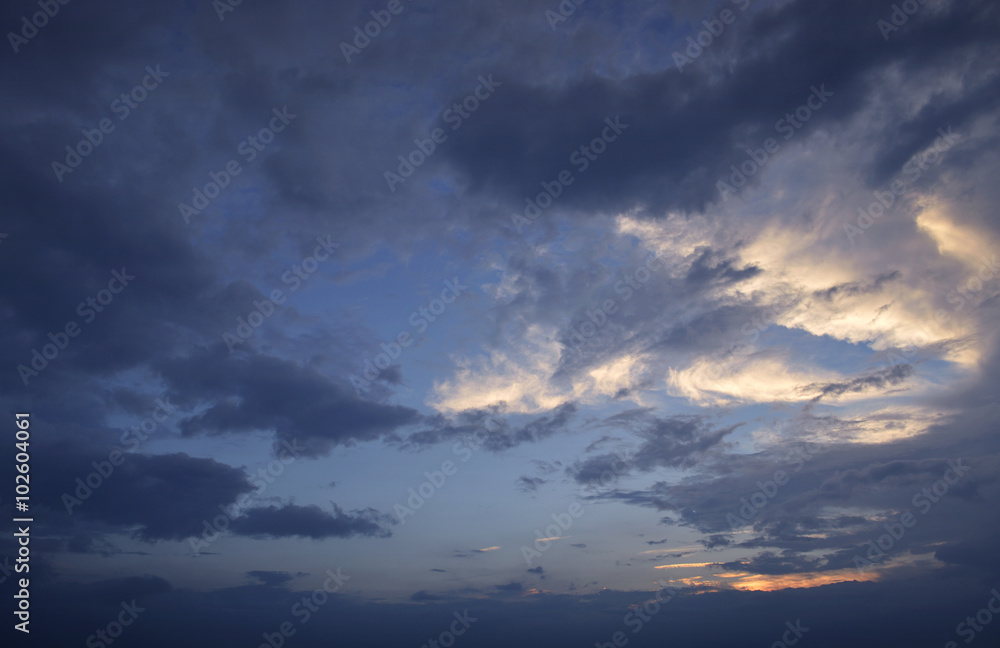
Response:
653,562,715,570
651,560,885,593
723,568,879,591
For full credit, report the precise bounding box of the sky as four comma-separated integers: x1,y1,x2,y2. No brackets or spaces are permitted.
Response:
2,0,1000,646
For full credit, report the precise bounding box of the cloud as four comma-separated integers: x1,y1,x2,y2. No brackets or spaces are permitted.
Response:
516,476,549,493
700,535,732,550
720,551,824,576
405,403,576,452
3,0,1000,642
452,546,503,558
569,413,738,484
230,504,394,540
47,449,255,542
159,346,422,457
804,364,915,401
247,571,297,587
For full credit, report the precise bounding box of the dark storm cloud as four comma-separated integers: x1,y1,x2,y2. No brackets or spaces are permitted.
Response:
159,345,421,457
398,406,506,448
719,551,823,575
440,0,1000,218
403,402,576,452
814,458,971,495
230,504,393,540
524,2,984,218
0,417,399,554
568,453,629,485
46,448,255,542
569,413,737,484
629,417,739,471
